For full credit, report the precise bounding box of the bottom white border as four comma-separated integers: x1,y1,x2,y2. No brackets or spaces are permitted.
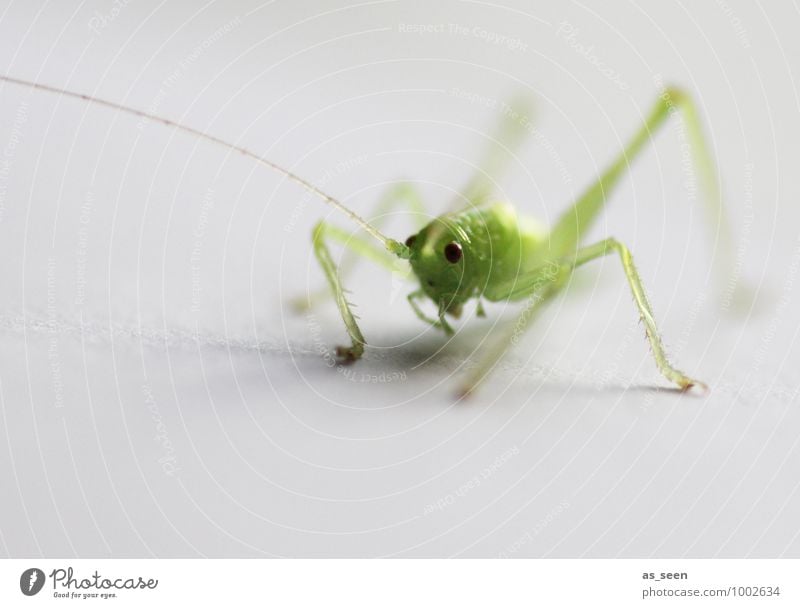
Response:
1,558,796,607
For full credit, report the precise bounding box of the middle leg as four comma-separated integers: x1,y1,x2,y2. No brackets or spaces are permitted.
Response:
567,237,706,391
458,237,706,395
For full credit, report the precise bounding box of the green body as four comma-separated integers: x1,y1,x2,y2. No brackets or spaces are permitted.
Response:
408,202,549,310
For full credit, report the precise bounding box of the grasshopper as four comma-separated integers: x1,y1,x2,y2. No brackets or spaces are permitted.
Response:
1,75,729,396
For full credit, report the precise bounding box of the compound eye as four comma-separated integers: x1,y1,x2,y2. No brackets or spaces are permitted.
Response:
405,235,417,248
444,241,462,263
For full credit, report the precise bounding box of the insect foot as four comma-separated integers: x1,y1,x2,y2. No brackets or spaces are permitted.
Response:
335,344,364,364
681,378,710,397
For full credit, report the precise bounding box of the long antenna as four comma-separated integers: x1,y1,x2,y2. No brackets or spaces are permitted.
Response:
0,74,410,258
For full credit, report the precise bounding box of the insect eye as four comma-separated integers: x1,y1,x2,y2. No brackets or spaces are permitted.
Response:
405,235,417,248
444,242,462,263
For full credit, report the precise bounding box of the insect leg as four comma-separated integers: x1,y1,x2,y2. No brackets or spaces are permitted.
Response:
459,235,706,396
447,94,536,214
407,289,455,335
311,221,372,362
293,182,425,311
549,87,728,260
457,268,562,398
565,237,706,391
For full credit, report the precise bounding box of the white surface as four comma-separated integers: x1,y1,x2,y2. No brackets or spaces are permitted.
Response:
0,0,798,557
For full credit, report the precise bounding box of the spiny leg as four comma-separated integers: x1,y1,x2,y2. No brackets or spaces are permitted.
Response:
567,238,706,391
549,87,729,262
293,182,426,311
458,238,706,396
311,221,370,362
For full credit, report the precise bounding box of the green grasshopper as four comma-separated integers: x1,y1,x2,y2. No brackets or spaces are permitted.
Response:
1,75,728,396
301,88,729,396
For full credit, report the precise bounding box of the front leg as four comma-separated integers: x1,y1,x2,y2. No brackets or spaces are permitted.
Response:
312,221,367,362
407,289,455,335
294,182,426,312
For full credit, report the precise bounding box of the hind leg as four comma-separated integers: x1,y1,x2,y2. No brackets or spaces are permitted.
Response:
549,87,730,268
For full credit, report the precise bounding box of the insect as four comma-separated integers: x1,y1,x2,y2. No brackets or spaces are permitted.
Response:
1,75,730,396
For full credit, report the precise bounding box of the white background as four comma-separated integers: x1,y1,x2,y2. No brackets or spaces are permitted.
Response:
0,0,798,557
